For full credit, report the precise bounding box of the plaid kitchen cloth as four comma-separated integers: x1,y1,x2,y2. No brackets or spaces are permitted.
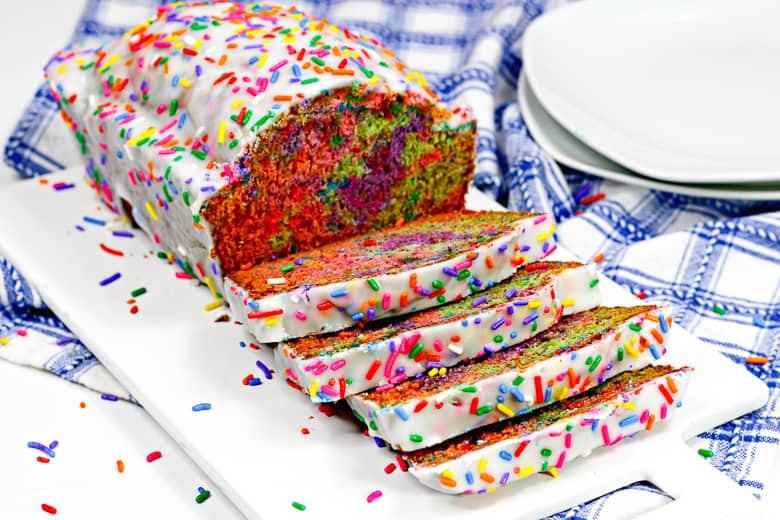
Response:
2,0,779,518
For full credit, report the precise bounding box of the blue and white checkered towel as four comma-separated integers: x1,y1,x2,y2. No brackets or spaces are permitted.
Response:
2,0,779,517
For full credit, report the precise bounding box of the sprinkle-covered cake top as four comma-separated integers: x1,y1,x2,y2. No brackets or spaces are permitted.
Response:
45,1,470,213
359,305,655,407
405,365,689,467
227,211,535,299
286,261,583,359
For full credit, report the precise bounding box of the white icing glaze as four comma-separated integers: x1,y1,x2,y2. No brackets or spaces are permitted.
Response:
407,367,692,494
276,263,601,403
225,213,557,343
44,3,471,294
349,307,673,451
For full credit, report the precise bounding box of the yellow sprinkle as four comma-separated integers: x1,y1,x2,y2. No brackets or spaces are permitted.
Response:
309,379,319,398
517,466,535,478
203,300,223,311
497,403,514,417
204,276,218,299
368,76,380,85
624,342,640,358
427,368,439,377
0,337,9,346
486,487,497,493
547,467,559,478
536,232,550,242
58,64,67,75
439,367,447,376
282,36,296,43
553,385,569,400
561,298,575,307
441,469,454,479
256,54,268,69
174,41,184,49
329,25,340,32
193,40,203,49
630,335,637,344
145,201,158,221
98,54,120,73
549,223,556,233
478,458,488,473
291,13,304,20
231,99,244,109
622,402,637,410
265,317,280,326
217,121,226,144
179,78,190,88
528,300,542,309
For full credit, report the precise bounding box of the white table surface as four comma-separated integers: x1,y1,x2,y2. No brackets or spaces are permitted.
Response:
0,2,777,519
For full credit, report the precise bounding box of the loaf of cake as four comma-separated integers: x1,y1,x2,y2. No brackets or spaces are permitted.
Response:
225,211,557,342
349,305,672,450
45,2,477,294
403,365,691,494
278,261,601,401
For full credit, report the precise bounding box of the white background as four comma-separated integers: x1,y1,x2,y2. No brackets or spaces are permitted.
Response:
0,1,777,519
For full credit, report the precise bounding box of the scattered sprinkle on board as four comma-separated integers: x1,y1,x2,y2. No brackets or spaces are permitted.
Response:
292,501,306,511
746,356,769,365
713,304,725,315
146,450,162,463
698,449,714,458
195,489,211,504
41,504,57,515
192,403,212,412
117,459,125,473
366,490,383,503
99,272,122,286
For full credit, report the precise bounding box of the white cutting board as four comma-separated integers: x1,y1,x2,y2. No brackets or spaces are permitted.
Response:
0,169,767,519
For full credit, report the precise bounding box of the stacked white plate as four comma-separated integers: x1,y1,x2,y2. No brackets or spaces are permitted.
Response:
520,0,780,200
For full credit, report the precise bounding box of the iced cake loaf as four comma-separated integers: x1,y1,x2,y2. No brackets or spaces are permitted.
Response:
404,365,692,494
349,306,672,450
45,2,477,292
226,211,556,342
278,261,601,402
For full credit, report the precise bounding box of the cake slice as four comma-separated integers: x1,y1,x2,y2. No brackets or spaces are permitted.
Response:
348,305,672,450
45,2,477,294
403,365,692,494
225,211,556,342
278,261,601,402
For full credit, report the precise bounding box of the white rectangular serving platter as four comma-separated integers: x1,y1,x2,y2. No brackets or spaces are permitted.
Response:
0,169,768,519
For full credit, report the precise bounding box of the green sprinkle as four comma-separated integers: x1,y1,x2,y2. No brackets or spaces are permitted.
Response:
309,35,321,46
476,404,493,416
310,57,325,67
280,264,295,273
301,78,319,85
229,139,239,149
409,434,423,443
461,386,477,393
713,304,725,315
345,377,353,385
182,191,191,206
193,215,200,224
431,280,444,289
329,134,344,147
359,65,374,78
351,409,365,423
457,269,471,281
589,278,600,288
191,149,207,160
493,335,503,343
589,355,602,372
531,321,538,332
698,449,714,458
629,323,642,332
369,420,377,430
130,287,147,298
408,343,424,359
436,295,446,304
513,376,525,386
195,490,211,504
367,279,380,291
540,448,552,457
469,283,480,292
292,501,306,511
169,99,178,116
135,137,150,147
541,461,549,472
617,347,624,361
157,252,168,259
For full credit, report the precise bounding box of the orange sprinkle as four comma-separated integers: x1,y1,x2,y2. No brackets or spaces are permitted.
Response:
394,217,405,228
746,356,769,365
116,459,125,473
440,476,457,488
126,299,136,305
646,413,656,431
645,314,659,322
400,292,409,308
39,178,49,185
273,95,293,102
79,401,86,408
466,251,478,260
666,376,678,394
650,329,664,344
592,252,605,263
479,473,495,484
409,273,418,289
218,54,228,66
485,255,494,269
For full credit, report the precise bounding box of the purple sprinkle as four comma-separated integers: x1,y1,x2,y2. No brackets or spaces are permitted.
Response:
83,216,106,226
471,296,488,307
54,183,76,191
520,245,531,252
255,360,273,380
473,317,482,325
112,230,134,238
49,440,59,450
505,288,518,299
56,337,73,346
99,273,121,286
500,472,510,485
294,258,304,266
491,317,505,331
513,300,529,307
522,313,539,325
574,183,592,201
195,64,202,76
442,267,458,277
542,241,550,253
471,279,483,287
506,306,514,315
388,340,396,352
75,225,85,232
27,441,56,458
498,243,508,253
101,393,118,401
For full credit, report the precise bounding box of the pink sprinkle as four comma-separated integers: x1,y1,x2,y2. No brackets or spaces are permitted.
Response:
16,329,27,337
285,367,298,381
153,233,160,244
127,171,138,186
175,272,192,279
564,433,572,449
156,104,167,115
320,385,339,397
640,410,650,424
384,351,399,378
539,244,558,260
388,374,406,384
601,424,611,446
295,310,307,321
382,292,391,310
374,384,393,393
366,490,383,503
312,364,328,376
330,359,346,371
269,59,288,72
433,339,443,352
660,403,668,420
555,451,567,469
153,41,172,48
533,215,548,225
454,260,472,271
146,451,162,463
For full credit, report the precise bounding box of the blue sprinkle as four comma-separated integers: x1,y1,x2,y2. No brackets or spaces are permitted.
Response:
619,415,639,427
513,300,529,307
75,225,85,232
330,288,348,298
248,56,259,65
49,440,59,450
270,70,280,83
198,486,206,494
498,384,508,394
394,407,409,421
544,387,552,403
658,314,669,333
178,112,188,128
753,316,766,327
351,312,365,321
239,341,246,348
83,216,106,226
510,388,525,402
520,245,531,252
499,450,512,461
27,442,56,458
56,337,74,346
116,151,123,159
497,395,505,403
649,344,662,360
461,320,469,327
248,300,260,310
101,393,118,401
574,183,591,201
256,360,273,379
373,437,385,448
192,403,212,412
292,64,302,77
247,378,262,386
465,471,474,485
510,331,518,339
